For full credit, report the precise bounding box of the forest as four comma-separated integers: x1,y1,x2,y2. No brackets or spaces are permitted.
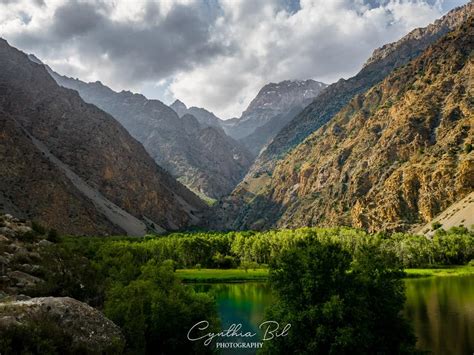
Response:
2,226,473,354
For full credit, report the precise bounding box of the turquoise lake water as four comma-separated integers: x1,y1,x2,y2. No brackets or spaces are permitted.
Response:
193,275,474,354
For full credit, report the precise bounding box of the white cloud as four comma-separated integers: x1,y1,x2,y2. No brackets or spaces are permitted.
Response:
169,0,447,118
0,0,466,119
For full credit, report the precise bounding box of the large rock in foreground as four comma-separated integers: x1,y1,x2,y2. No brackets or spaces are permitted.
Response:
0,297,124,354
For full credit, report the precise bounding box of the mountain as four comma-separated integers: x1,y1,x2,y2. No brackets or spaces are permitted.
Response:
170,99,224,129
0,38,206,236
223,80,327,152
246,3,473,180
213,15,473,232
415,192,474,236
49,73,253,199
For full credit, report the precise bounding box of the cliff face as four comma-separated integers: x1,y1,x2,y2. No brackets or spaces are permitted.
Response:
216,16,473,232
222,80,327,154
0,39,206,235
51,75,253,199
247,3,473,180
170,99,224,129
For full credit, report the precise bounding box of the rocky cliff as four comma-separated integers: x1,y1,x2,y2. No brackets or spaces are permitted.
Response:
247,2,473,180
223,80,327,153
0,39,206,235
50,75,253,199
215,15,473,232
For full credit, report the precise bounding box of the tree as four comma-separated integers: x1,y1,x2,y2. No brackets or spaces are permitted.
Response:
104,259,219,354
261,238,416,354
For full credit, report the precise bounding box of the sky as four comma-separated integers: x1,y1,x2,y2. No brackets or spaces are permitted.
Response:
0,0,468,119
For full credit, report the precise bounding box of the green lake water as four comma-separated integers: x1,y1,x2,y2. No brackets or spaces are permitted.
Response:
193,275,474,354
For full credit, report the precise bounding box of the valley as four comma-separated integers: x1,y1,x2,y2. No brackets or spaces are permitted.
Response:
0,1,472,354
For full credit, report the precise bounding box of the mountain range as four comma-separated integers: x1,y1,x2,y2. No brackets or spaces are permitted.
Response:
0,39,206,236
245,2,473,181
0,2,472,236
210,3,473,232
48,72,253,200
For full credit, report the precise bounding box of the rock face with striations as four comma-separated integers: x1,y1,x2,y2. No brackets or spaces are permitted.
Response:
0,39,206,235
247,2,473,180
223,80,327,155
214,15,473,232
49,74,253,199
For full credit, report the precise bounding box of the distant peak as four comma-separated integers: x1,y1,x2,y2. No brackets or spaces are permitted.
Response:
171,99,187,109
170,99,188,117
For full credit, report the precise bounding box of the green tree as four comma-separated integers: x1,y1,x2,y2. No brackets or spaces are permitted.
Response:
105,259,219,354
261,238,416,354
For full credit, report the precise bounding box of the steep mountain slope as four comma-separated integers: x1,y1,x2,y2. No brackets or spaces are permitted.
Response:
0,39,206,235
415,191,474,236
0,114,121,235
223,80,327,147
50,74,253,199
247,3,473,180
215,16,473,232
170,99,224,129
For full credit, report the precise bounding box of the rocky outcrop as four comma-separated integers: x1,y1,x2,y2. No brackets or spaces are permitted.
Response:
222,80,327,153
170,99,224,129
0,214,124,353
0,214,55,297
246,2,473,181
0,297,125,353
0,39,206,235
49,74,253,199
215,15,473,232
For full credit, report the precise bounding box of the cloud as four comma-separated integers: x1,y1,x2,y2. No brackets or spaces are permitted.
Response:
1,0,228,89
0,0,467,119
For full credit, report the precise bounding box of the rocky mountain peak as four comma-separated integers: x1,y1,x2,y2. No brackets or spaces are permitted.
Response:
364,2,473,68
242,79,327,120
170,99,188,117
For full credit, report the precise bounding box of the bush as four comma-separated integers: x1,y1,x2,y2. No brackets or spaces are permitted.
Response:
464,143,473,154
432,221,442,230
261,238,416,354
104,259,219,354
31,221,46,235
47,229,60,243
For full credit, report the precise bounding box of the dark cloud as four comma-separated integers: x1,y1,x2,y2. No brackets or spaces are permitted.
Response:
1,0,468,118
9,0,231,86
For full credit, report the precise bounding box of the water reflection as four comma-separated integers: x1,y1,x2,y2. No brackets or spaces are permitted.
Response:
404,275,474,355
193,283,273,354
193,275,474,354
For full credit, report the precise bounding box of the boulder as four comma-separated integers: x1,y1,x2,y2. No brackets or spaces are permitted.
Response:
0,297,125,353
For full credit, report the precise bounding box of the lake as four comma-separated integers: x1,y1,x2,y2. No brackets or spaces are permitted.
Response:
193,275,474,354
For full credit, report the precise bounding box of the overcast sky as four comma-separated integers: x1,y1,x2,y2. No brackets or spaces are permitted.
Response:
0,0,468,119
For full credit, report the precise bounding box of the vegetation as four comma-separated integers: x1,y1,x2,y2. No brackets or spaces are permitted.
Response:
176,268,268,282
61,226,474,271
104,260,219,354
10,226,470,354
261,238,417,354
405,265,474,278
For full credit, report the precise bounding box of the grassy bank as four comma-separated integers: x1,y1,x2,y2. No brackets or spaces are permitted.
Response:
176,265,474,282
404,265,474,278
175,268,268,282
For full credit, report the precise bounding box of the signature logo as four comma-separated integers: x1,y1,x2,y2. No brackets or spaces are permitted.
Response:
187,320,291,346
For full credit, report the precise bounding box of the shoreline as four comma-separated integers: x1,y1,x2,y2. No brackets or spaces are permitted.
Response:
177,265,474,283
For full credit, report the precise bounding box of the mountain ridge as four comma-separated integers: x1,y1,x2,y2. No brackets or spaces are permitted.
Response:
211,12,473,232
48,71,253,199
0,38,206,235
245,2,473,181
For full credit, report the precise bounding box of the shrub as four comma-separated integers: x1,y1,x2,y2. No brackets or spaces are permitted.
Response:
431,221,442,230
